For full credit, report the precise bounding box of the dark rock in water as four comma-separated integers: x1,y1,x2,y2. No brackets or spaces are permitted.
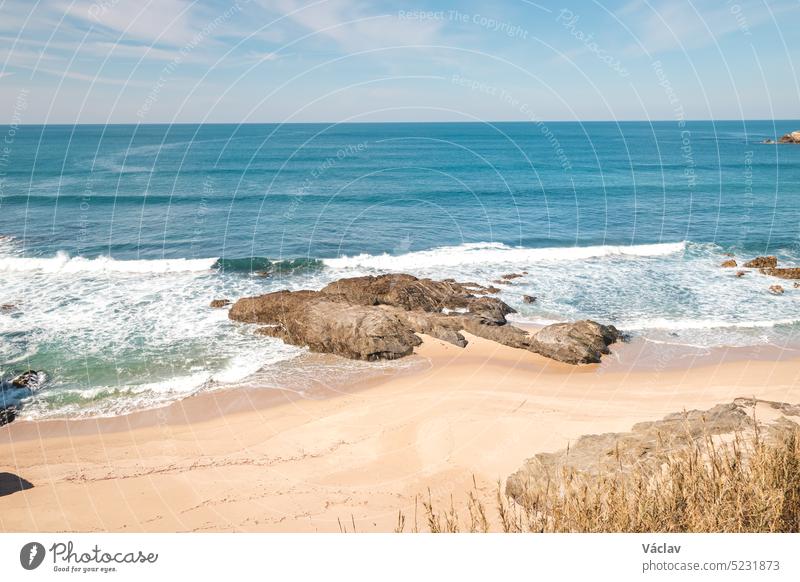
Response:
744,256,777,269
0,406,17,426
794,283,800,288
505,398,800,503
769,284,785,295
720,259,737,268
501,273,523,280
230,274,620,364
735,271,747,278
0,304,17,313
209,298,231,308
10,370,45,390
763,139,776,144
527,320,621,364
522,295,536,304
778,131,800,144
761,267,800,280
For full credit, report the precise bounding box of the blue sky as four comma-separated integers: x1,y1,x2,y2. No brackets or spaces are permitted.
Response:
1,0,798,123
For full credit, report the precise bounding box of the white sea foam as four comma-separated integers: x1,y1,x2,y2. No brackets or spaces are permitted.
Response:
323,241,686,270
622,317,800,331
0,251,218,274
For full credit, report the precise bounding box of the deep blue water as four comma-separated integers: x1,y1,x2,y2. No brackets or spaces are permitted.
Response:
1,121,800,418
1,121,798,259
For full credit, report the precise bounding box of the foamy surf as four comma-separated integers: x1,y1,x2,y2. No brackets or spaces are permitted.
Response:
323,241,687,270
0,251,218,274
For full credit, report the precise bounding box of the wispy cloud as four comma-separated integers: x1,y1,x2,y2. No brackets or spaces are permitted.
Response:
617,0,800,56
262,0,444,52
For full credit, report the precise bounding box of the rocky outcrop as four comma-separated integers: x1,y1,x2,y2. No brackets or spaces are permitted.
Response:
209,299,231,308
769,284,785,295
778,131,800,144
522,295,536,303
506,398,800,503
720,259,737,268
0,406,16,426
761,267,800,280
527,320,621,364
0,370,46,427
10,370,45,390
744,256,777,269
229,274,621,364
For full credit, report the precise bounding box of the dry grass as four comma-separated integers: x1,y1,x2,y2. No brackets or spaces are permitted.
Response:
394,427,800,533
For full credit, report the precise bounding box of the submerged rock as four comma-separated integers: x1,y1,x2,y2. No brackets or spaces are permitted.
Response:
720,259,737,268
735,270,747,277
769,284,785,295
209,298,231,308
522,295,536,303
744,256,777,269
10,370,45,390
230,275,620,365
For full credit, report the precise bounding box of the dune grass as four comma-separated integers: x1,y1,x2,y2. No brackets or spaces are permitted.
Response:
394,427,800,533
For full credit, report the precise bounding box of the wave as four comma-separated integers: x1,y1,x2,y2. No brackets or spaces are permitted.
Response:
213,256,323,274
622,317,800,331
0,251,217,274
323,241,687,270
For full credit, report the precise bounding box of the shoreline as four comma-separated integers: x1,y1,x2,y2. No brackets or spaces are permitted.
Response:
1,333,799,532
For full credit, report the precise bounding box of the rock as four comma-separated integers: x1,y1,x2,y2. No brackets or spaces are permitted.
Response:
720,259,737,268
778,131,800,144
735,271,746,278
209,299,231,308
466,296,515,325
763,139,775,144
527,320,621,364
0,406,17,427
506,398,800,504
769,285,784,295
229,275,620,364
492,279,510,285
501,273,523,280
522,295,536,303
795,283,800,288
235,291,422,361
10,370,45,390
743,256,777,269
0,304,17,313
761,267,800,280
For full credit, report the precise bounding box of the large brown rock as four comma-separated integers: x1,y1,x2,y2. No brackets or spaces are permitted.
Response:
743,256,777,268
231,290,421,361
778,131,800,144
229,276,620,364
527,320,621,364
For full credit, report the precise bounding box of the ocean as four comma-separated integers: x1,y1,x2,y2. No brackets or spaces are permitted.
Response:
1,120,799,418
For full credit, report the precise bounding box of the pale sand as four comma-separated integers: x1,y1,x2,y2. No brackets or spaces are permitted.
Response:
1,333,799,532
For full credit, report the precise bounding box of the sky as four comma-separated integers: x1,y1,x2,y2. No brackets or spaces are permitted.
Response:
0,0,798,123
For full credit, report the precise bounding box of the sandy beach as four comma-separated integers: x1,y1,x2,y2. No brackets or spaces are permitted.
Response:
1,333,798,532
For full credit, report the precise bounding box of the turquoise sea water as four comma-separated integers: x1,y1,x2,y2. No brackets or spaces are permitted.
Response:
1,121,799,417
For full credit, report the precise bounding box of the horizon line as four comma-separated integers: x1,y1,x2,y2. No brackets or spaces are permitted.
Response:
4,118,800,127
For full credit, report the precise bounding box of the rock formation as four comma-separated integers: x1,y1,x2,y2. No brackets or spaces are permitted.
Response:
506,398,800,503
209,299,231,308
229,274,621,364
778,131,800,144
769,284,785,295
744,256,777,269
